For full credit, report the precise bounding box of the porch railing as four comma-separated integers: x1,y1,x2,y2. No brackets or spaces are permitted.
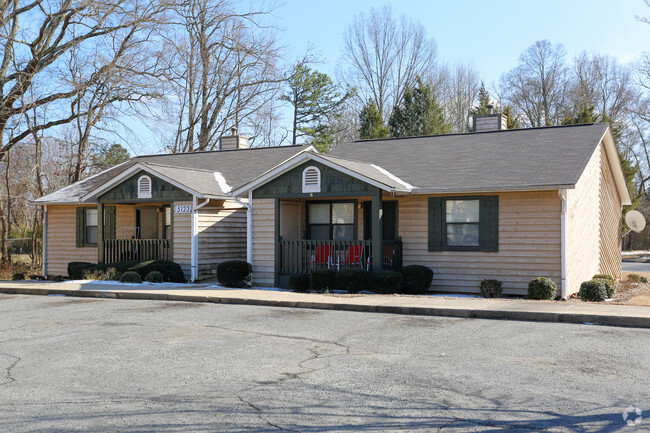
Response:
104,239,171,263
278,239,402,275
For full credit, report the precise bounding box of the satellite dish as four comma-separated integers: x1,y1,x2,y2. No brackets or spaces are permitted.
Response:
625,210,646,233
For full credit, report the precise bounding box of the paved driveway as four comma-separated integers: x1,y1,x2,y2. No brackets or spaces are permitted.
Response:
0,294,648,432
622,259,650,273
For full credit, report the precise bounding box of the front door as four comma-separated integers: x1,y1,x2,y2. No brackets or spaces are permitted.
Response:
364,201,397,240
137,207,158,239
280,202,301,240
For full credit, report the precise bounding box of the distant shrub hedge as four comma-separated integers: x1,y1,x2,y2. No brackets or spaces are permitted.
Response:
145,271,164,283
119,271,142,284
369,270,403,294
289,274,310,292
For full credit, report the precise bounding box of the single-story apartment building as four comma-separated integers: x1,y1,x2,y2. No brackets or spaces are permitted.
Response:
35,115,631,297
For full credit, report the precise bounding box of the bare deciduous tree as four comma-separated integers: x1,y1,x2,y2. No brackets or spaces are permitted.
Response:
339,4,438,121
439,63,481,133
499,40,568,127
161,0,283,153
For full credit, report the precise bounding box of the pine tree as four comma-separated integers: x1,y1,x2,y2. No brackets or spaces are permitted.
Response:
472,83,491,115
281,63,352,147
359,100,389,139
388,78,451,138
502,105,520,129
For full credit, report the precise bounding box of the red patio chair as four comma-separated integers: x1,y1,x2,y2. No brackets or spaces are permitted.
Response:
345,245,364,268
311,245,332,270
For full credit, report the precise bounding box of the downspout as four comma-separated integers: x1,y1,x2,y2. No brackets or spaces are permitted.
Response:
191,197,210,282
42,205,48,277
558,189,568,299
231,193,253,264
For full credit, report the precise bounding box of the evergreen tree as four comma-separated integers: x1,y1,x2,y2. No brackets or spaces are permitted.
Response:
472,82,491,115
90,143,130,173
359,100,389,139
281,63,352,148
502,105,520,129
388,78,451,138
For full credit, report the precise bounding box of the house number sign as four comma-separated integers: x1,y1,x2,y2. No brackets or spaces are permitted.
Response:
175,205,191,214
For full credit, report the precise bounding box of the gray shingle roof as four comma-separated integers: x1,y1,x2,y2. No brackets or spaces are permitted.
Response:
35,145,310,204
328,123,610,193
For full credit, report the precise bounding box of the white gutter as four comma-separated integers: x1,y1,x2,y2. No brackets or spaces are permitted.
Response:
191,197,210,282
231,194,253,264
559,189,568,299
42,205,48,277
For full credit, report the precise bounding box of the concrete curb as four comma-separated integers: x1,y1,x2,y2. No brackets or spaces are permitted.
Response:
2,286,649,328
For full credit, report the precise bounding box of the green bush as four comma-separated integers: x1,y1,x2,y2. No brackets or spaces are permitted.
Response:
28,274,45,280
593,278,615,298
119,271,142,284
627,273,649,283
12,272,24,281
369,270,403,294
310,269,337,293
579,280,607,302
335,269,368,293
68,260,185,283
216,260,252,288
289,274,310,292
400,265,433,294
479,279,503,298
527,277,557,300
592,273,614,282
145,271,164,283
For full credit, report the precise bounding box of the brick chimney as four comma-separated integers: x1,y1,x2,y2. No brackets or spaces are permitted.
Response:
220,127,249,150
473,104,507,132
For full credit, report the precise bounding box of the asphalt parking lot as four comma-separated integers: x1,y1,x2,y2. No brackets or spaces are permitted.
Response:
0,294,648,432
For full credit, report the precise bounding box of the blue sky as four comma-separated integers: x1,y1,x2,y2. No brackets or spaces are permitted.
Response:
275,0,650,85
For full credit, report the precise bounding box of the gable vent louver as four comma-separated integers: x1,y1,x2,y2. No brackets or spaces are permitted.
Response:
138,175,152,199
302,166,321,193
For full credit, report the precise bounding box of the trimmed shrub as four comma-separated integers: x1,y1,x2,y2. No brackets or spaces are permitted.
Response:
28,274,46,280
593,278,616,298
119,271,142,284
68,260,184,283
145,271,164,283
592,273,614,282
627,273,649,283
579,280,608,302
67,262,95,280
289,274,310,292
129,261,185,283
527,277,557,300
335,269,368,293
12,272,24,281
400,265,434,295
310,269,337,293
479,279,503,298
369,270,403,294
216,260,252,288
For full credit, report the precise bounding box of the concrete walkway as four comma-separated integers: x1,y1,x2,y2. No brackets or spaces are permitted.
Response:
1,280,649,328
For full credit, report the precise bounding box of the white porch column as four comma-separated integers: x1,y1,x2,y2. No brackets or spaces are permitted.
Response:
247,190,253,264
42,205,48,276
191,196,198,282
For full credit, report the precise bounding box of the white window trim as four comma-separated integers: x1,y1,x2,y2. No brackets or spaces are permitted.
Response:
138,175,152,199
302,166,321,193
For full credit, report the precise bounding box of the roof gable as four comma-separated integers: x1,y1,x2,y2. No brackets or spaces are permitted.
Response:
98,170,193,202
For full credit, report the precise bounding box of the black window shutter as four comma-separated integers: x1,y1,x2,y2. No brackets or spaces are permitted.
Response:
428,197,443,251
480,196,499,252
76,207,85,247
104,206,116,240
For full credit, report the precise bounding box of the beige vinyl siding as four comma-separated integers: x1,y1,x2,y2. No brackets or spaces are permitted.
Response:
565,144,602,295
599,144,623,279
397,191,562,295
197,200,247,278
252,199,275,286
46,205,97,276
173,201,192,280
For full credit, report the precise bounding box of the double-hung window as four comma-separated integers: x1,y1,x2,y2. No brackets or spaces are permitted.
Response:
308,202,355,240
428,196,498,252
85,209,98,245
